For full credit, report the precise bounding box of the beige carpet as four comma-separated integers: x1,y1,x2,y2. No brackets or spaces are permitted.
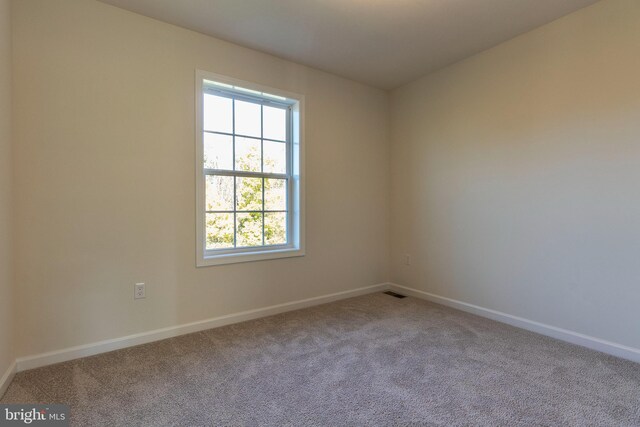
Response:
2,292,639,426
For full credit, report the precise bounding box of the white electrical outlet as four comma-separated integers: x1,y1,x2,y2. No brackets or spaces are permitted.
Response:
134,283,146,299
404,254,412,266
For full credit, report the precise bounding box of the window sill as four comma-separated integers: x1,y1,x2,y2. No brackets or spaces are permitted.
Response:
197,247,305,267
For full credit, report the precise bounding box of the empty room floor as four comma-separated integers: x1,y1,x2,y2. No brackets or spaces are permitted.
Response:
2,293,639,426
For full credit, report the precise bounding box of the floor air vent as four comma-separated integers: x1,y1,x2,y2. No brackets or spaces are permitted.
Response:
383,291,407,299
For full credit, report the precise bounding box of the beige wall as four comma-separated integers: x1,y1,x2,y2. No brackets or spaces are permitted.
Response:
12,0,390,357
0,0,14,378
8,0,640,362
391,0,640,349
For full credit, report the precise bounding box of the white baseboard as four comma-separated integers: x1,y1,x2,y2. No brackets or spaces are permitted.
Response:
0,360,16,399
14,280,634,379
389,283,640,364
16,283,390,372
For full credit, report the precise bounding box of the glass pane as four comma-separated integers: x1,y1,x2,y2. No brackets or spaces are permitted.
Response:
265,212,287,245
263,140,286,174
205,175,234,211
264,179,286,211
235,100,261,138
235,137,261,172
206,213,234,249
204,133,233,170
236,177,263,211
236,212,263,247
263,105,286,141
203,94,232,133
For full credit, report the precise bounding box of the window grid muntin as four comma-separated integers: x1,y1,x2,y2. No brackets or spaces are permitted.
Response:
204,130,286,144
261,106,265,246
232,97,237,247
203,89,291,252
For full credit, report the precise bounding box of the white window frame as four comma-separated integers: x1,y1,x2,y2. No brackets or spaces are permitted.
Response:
195,70,305,267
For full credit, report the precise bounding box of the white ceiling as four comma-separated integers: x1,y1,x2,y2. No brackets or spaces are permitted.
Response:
98,0,600,89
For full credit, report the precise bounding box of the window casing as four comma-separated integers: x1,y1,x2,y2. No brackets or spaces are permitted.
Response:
195,71,304,266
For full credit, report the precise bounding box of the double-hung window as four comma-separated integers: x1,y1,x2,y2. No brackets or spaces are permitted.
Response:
195,71,304,266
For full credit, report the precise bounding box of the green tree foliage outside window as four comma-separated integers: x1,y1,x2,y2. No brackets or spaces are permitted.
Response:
205,145,286,249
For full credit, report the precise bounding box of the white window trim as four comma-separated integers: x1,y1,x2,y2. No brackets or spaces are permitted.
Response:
195,70,305,267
